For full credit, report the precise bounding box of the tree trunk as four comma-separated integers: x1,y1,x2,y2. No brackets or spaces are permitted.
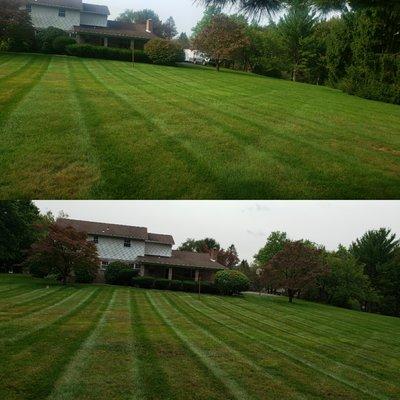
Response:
288,289,294,303
216,60,220,72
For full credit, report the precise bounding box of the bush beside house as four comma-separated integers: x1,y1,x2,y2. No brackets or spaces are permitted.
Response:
144,38,184,65
215,270,250,295
104,262,139,286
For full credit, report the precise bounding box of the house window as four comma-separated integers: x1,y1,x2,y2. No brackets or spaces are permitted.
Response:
59,7,66,17
93,235,99,244
26,4,32,12
124,239,131,248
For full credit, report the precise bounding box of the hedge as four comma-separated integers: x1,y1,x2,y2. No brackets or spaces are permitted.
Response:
132,277,219,294
66,44,151,63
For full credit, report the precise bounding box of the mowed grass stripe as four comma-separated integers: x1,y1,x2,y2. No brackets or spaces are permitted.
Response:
147,291,255,400
1,54,400,199
197,295,394,398
163,292,310,400
240,295,400,349
206,294,400,368
91,60,400,199
0,55,51,121
203,295,399,383
120,62,400,187
133,290,237,400
0,288,111,400
48,288,140,400
80,59,221,199
0,286,62,310
0,287,83,325
171,292,380,400
0,287,99,343
0,56,99,198
97,60,312,200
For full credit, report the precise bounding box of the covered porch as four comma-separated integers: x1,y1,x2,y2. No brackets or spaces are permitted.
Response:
73,25,151,50
139,264,216,283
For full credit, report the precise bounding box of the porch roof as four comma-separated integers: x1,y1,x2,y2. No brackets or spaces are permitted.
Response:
136,251,226,270
73,22,156,40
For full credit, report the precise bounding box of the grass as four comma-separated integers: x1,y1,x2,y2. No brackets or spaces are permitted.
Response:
0,53,400,199
1,275,399,400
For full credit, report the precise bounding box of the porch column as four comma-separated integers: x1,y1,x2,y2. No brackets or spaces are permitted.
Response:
168,268,173,281
140,265,145,277
195,270,199,282
130,39,135,50
103,37,108,47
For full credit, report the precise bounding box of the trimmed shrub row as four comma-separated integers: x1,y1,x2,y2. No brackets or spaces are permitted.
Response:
66,44,151,63
132,277,220,294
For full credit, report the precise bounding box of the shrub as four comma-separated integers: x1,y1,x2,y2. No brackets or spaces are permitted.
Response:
36,27,67,53
169,280,183,291
105,262,138,286
52,36,76,54
201,281,219,295
181,280,198,293
74,262,97,284
132,276,155,289
154,279,171,290
66,44,150,63
0,39,11,52
144,38,184,66
215,270,250,296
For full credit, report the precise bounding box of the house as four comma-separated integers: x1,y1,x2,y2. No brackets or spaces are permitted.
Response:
57,218,225,282
22,0,156,49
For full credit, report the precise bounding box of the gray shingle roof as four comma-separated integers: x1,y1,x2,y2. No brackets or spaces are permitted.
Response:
26,0,83,10
136,251,226,270
57,218,148,241
82,2,110,15
56,219,175,246
148,233,175,246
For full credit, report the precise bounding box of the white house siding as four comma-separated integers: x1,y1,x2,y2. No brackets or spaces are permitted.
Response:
80,12,107,27
88,235,146,263
30,4,80,31
145,243,173,257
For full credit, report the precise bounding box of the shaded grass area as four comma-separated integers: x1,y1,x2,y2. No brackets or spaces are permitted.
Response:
1,275,399,400
0,53,399,199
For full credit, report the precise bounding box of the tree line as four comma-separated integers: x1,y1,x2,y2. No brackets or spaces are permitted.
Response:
192,1,400,104
245,229,400,317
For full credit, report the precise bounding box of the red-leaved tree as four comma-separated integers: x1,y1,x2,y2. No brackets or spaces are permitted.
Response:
262,241,328,303
194,14,250,71
27,224,99,284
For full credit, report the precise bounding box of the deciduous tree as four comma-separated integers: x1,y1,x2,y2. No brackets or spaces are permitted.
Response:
0,0,35,51
0,201,41,271
27,223,99,285
263,241,328,302
194,14,250,71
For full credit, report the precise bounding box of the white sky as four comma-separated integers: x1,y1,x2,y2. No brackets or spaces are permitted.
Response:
34,201,400,262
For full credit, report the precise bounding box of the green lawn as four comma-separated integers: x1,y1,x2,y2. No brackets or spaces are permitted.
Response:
1,275,399,400
0,53,400,199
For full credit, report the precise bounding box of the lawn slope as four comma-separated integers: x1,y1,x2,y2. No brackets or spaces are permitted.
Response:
0,274,399,400
0,53,400,199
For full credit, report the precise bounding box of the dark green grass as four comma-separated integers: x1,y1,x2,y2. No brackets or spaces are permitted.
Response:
1,53,399,199
1,275,399,400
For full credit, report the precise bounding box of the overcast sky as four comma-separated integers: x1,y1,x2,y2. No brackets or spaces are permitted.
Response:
34,201,400,262
85,0,209,34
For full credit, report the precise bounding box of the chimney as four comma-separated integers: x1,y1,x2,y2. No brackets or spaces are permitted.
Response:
210,248,218,262
146,19,153,33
